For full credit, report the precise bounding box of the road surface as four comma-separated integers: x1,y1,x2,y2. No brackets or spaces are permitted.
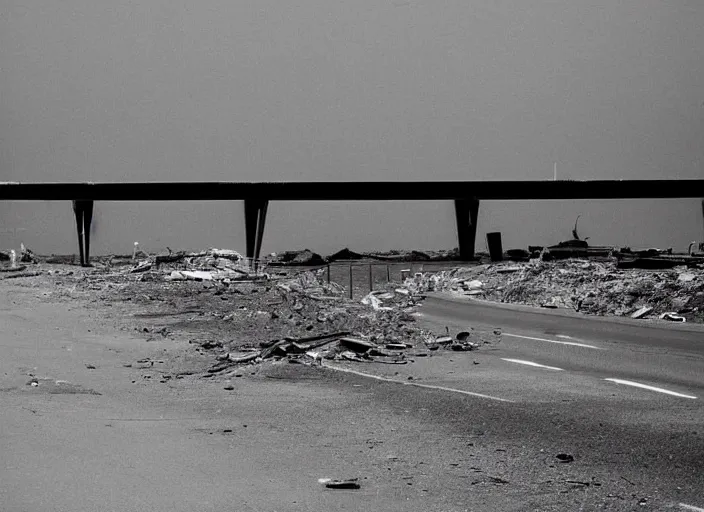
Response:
1,280,702,511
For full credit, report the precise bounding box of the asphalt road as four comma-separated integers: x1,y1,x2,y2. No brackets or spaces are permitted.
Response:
418,295,704,398
1,280,703,511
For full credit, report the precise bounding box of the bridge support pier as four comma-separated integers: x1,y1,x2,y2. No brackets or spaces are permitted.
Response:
454,197,480,260
72,200,94,266
244,198,269,266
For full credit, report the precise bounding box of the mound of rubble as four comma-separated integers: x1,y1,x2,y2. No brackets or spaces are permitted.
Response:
205,271,494,373
406,259,704,322
34,248,498,374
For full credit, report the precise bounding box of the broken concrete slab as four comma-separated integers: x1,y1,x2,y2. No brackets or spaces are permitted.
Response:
339,337,377,353
631,306,653,319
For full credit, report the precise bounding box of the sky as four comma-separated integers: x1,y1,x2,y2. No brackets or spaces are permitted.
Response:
1,0,703,256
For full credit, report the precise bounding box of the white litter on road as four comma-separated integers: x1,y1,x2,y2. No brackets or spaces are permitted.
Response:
323,364,513,402
504,332,602,350
604,378,697,399
501,358,564,371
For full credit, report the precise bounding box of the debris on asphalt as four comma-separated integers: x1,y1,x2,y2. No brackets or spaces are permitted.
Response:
659,312,686,322
555,453,574,463
321,478,361,490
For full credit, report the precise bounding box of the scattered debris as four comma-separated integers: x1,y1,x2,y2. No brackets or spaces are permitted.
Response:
0,265,28,273
555,453,574,463
20,243,38,263
659,312,686,323
228,352,260,364
631,306,653,319
340,337,377,353
322,478,361,490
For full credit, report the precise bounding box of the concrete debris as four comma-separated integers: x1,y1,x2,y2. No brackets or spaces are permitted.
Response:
340,337,377,353
630,306,653,319
228,352,260,364
20,243,38,263
555,453,574,463
268,249,325,266
129,248,260,280
361,292,393,311
659,312,686,322
406,259,704,323
496,266,521,274
167,270,214,281
678,272,696,282
324,479,361,490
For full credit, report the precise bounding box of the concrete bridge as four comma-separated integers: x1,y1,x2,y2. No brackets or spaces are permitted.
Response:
1,180,703,265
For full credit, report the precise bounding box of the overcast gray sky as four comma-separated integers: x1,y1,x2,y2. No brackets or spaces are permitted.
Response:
1,0,703,255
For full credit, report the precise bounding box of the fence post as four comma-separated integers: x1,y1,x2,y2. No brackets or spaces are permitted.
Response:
349,263,353,299
369,263,373,292
386,265,390,283
326,264,331,284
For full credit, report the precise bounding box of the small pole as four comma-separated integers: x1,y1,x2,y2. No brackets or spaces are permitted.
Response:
349,263,353,299
369,263,373,292
326,264,331,284
386,264,390,283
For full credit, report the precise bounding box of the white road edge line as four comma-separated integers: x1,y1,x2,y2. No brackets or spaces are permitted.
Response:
501,358,564,371
504,332,602,350
604,378,698,399
679,503,704,512
322,363,513,402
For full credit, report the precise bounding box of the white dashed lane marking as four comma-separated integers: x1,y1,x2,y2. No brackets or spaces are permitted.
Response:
501,358,564,371
604,378,698,399
504,332,602,350
679,503,704,512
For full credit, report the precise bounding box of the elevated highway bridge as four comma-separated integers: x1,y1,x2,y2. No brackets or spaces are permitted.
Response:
1,180,703,265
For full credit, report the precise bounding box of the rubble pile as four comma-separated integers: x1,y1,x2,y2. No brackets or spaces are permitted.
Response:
207,271,495,371
128,248,265,281
265,247,462,266
39,251,497,374
406,259,704,322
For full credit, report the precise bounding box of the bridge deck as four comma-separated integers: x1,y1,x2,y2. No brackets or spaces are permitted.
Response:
1,179,703,201
2,180,702,264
